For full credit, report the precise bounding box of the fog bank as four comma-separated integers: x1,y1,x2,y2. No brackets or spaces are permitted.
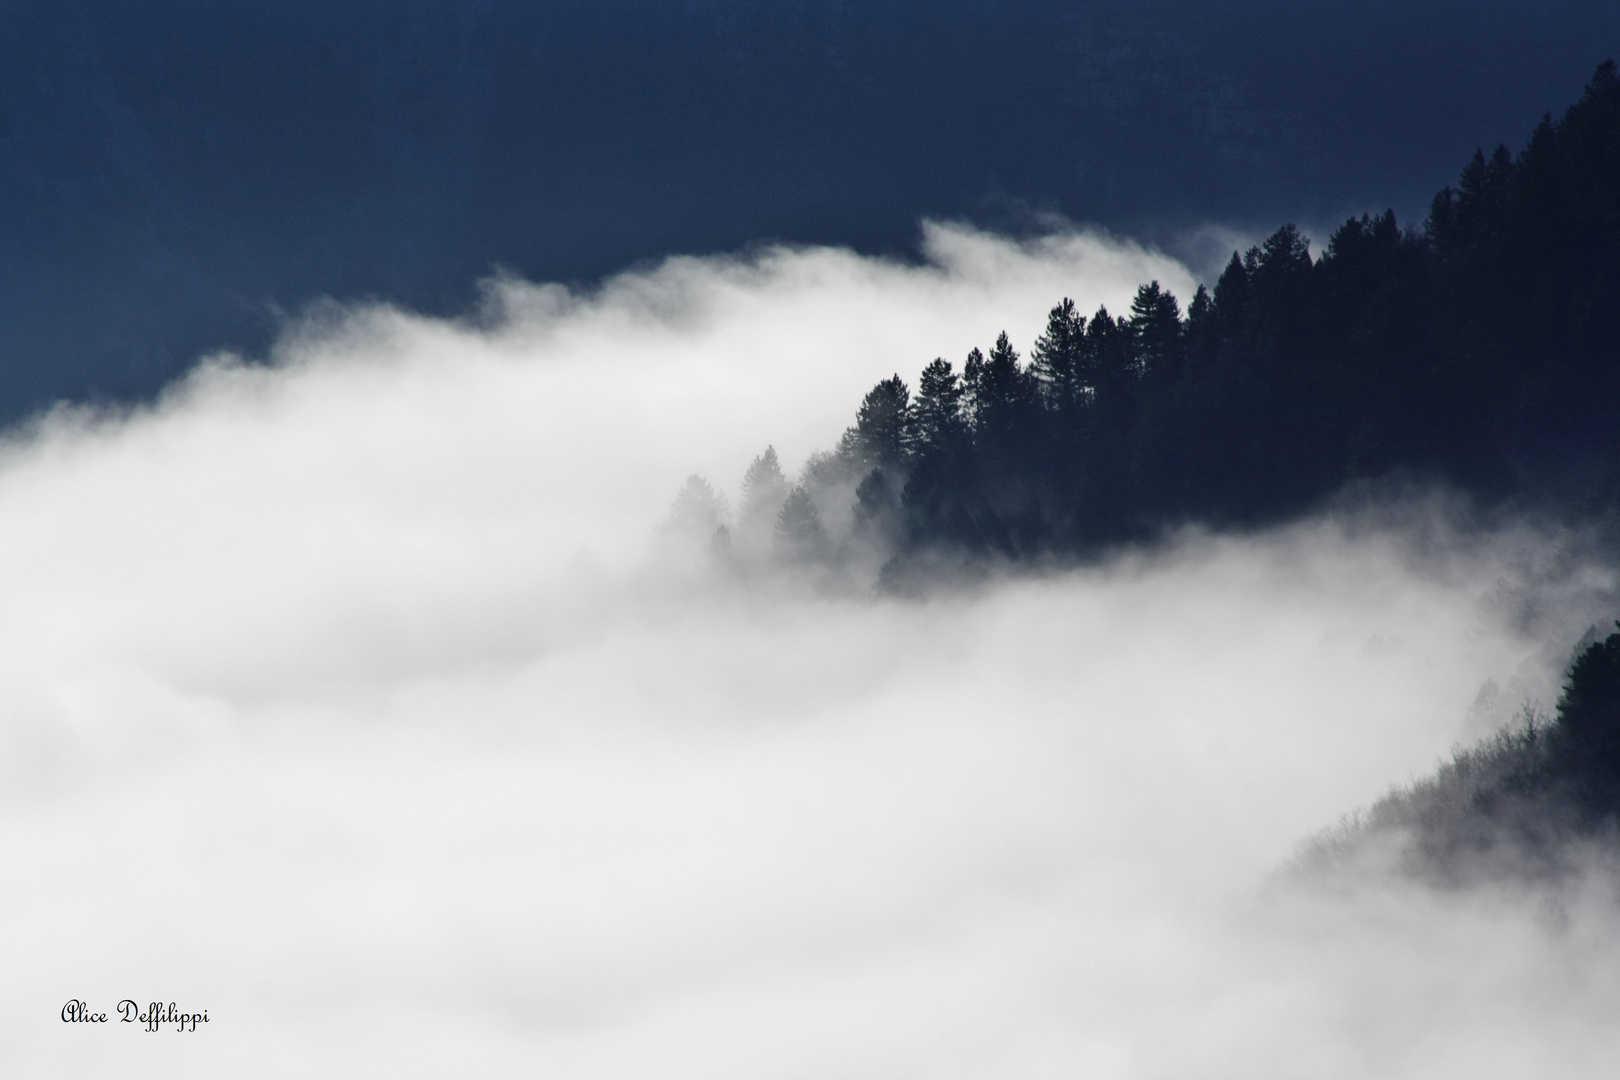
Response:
3,227,1618,1077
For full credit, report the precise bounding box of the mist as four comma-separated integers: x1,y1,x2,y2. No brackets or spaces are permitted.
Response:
6,225,1620,1077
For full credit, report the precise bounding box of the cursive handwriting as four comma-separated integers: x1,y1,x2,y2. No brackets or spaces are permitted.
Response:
60,1000,107,1023
118,1000,208,1032
60,999,208,1032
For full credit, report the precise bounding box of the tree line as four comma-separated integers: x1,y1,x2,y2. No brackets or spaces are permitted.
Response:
661,66,1620,867
673,62,1620,584
1307,622,1620,883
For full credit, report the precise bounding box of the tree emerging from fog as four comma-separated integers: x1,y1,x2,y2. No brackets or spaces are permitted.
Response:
688,63,1620,588
655,64,1620,872
773,486,827,562
1307,624,1620,885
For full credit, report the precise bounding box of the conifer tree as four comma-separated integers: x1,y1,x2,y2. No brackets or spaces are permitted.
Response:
737,446,790,545
846,375,913,469
1031,297,1089,410
773,485,827,561
1084,306,1136,403
1551,626,1620,816
1254,224,1312,286
852,468,904,548
961,347,987,425
1129,281,1183,381
972,332,1033,430
661,474,730,558
1184,284,1214,362
911,357,967,455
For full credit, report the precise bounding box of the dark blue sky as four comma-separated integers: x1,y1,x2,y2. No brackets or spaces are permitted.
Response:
2,0,1615,420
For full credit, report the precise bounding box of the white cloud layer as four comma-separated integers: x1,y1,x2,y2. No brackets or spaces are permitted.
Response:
3,225,1619,1077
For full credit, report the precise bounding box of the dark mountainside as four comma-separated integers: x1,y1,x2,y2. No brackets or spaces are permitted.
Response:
1,0,1614,423
700,65,1620,880
759,63,1620,581
1302,625,1620,885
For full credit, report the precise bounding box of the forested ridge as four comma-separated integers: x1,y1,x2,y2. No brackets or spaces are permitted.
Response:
1307,624,1620,882
656,65,1620,873
690,62,1620,584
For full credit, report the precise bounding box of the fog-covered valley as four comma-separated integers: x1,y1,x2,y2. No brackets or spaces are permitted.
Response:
6,227,1620,1077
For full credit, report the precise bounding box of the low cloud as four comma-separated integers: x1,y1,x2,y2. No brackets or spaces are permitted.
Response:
4,225,1618,1077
